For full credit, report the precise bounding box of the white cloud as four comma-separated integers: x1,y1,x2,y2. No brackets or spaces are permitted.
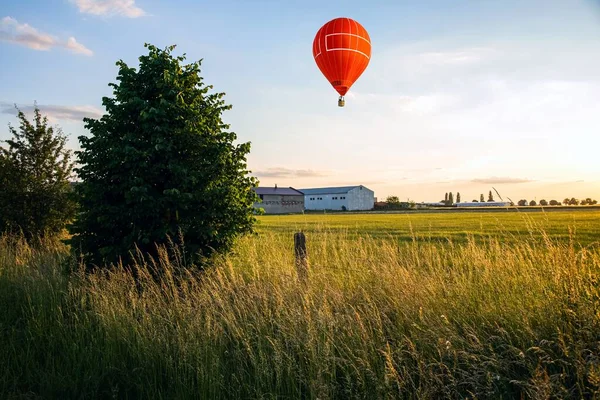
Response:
1,16,56,50
411,47,497,66
374,46,499,87
434,79,600,140
471,177,535,184
391,93,460,116
348,91,460,116
254,167,329,178
1,103,103,122
70,0,146,18
65,37,93,56
0,17,93,56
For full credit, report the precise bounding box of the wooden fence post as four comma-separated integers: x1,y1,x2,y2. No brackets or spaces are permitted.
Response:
294,232,308,284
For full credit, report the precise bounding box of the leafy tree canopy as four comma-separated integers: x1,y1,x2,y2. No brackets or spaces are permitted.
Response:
0,105,76,238
386,196,400,205
68,44,259,268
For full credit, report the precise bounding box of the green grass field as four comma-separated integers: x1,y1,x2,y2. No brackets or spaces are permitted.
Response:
1,210,600,399
256,209,600,246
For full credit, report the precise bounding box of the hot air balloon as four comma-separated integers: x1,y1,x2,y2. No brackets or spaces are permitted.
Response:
312,17,372,107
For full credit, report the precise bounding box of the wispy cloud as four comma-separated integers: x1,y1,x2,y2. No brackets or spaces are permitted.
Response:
0,17,93,55
254,167,328,178
0,17,54,50
375,46,498,85
471,177,534,184
351,92,460,116
326,180,385,187
65,37,93,56
393,93,460,115
1,103,103,122
412,47,497,66
70,0,146,18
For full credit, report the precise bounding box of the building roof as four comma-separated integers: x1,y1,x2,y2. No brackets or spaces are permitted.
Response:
253,186,304,196
299,185,366,195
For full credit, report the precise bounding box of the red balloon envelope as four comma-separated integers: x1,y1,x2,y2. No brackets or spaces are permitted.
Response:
312,17,372,107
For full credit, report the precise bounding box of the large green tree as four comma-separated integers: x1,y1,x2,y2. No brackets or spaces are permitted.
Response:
0,105,76,238
68,44,259,268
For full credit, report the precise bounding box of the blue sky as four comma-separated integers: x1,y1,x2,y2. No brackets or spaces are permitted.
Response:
2,0,600,202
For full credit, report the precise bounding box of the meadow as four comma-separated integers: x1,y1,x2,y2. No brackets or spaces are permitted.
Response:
1,210,599,399
257,208,600,246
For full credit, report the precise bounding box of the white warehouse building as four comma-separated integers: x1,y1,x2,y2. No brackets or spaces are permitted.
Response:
300,185,375,211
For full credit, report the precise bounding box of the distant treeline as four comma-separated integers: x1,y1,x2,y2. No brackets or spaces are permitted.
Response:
381,192,598,209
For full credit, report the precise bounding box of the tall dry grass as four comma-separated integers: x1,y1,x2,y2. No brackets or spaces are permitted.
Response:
1,227,599,399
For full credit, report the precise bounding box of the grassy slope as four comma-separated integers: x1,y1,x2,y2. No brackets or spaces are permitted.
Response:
0,211,599,399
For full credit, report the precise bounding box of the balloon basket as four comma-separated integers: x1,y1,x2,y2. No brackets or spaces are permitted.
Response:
338,96,345,107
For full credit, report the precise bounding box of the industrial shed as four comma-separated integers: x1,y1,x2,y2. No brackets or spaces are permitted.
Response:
253,186,304,214
300,185,375,211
